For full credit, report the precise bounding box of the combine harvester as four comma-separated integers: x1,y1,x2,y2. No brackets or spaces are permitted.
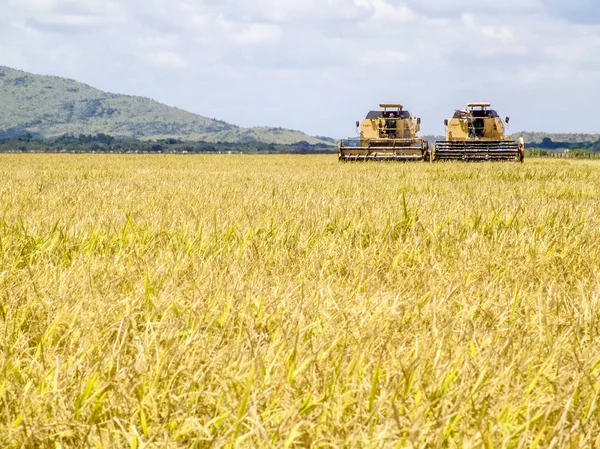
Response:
338,104,429,161
433,103,524,162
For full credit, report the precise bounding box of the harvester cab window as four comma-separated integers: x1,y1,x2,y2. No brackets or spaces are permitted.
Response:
465,105,492,138
469,118,485,138
384,114,397,137
373,106,412,138
471,110,499,118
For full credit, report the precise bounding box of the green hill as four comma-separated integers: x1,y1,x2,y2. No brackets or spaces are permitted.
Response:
0,66,334,145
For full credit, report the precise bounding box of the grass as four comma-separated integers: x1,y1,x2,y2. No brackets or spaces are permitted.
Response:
1,154,600,447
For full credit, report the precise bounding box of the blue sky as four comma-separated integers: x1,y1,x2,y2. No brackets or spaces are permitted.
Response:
1,0,599,138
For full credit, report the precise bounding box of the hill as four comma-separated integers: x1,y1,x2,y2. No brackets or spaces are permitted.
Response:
0,66,334,145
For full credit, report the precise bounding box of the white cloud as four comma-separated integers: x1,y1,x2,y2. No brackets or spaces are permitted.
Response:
11,21,42,41
144,51,187,69
358,50,409,66
544,44,589,63
209,20,282,46
222,0,367,22
8,0,56,13
408,0,544,17
356,0,416,22
480,26,515,43
135,35,180,49
33,13,124,26
7,0,126,26
234,23,282,45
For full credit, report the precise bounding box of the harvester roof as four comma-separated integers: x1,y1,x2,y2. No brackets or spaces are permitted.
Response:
467,102,491,108
379,104,403,109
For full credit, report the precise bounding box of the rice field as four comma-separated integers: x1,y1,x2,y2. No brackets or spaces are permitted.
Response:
1,154,600,448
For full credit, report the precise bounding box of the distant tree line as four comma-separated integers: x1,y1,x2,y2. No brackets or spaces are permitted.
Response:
3,133,598,155
530,137,600,152
512,132,600,145
0,134,337,154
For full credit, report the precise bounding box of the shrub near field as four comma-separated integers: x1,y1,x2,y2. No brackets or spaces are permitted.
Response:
1,155,600,448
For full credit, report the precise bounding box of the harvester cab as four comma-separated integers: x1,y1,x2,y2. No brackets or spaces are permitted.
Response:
445,103,507,140
372,104,415,139
434,102,524,162
339,104,429,161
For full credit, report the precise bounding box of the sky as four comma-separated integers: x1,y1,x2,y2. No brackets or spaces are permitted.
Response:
1,0,600,138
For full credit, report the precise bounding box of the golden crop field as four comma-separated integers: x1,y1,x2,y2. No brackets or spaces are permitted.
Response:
1,154,600,448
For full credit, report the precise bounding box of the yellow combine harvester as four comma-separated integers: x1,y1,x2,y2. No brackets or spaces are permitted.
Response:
434,103,524,162
338,104,429,161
